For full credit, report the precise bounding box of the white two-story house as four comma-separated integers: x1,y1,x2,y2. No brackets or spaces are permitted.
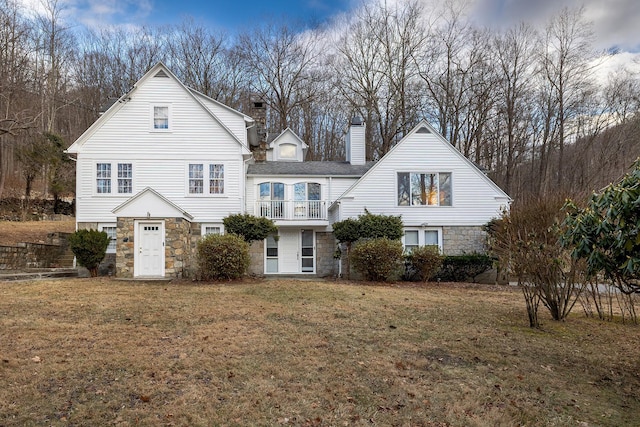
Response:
67,63,510,279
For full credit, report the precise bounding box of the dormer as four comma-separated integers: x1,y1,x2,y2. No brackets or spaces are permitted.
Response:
266,128,308,162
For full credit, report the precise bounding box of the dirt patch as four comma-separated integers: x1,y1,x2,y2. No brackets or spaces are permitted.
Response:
0,219,75,246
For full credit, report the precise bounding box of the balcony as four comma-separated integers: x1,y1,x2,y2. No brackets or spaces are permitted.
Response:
255,200,327,221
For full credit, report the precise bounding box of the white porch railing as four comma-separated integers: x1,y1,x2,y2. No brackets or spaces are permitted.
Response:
255,200,327,220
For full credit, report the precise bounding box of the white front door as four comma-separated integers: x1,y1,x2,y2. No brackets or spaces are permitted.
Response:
136,221,164,277
279,230,299,273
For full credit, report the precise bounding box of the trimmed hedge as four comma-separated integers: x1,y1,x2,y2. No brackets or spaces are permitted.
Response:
436,254,494,282
404,245,444,282
197,233,250,280
351,238,404,282
68,229,110,277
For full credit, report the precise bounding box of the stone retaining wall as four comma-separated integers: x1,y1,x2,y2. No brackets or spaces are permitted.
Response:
0,232,70,270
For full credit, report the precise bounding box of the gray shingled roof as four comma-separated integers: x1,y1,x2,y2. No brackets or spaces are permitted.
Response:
247,161,374,177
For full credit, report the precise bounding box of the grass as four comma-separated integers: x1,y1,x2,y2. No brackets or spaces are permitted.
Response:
0,219,75,246
1,278,639,426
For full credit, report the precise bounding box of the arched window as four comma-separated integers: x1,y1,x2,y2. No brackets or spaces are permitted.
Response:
293,182,322,219
278,143,297,159
258,182,285,218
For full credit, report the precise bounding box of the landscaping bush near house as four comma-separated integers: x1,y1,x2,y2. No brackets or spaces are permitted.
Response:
68,229,110,277
351,238,404,282
197,233,250,280
404,245,444,282
436,254,494,282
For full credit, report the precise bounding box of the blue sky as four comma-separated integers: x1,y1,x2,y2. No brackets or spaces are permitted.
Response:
67,0,356,33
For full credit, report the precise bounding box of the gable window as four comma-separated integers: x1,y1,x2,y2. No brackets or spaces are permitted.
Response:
96,162,133,195
398,172,452,206
279,143,297,159
153,106,169,130
403,228,443,252
188,163,224,196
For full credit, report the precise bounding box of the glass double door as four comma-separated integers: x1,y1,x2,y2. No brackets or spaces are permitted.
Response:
266,229,314,274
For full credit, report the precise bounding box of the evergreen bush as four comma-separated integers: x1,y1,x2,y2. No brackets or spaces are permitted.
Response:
68,229,110,277
350,238,404,282
197,233,250,280
405,245,444,282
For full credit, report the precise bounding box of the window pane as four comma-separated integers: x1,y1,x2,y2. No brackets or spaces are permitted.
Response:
439,173,452,206
427,173,439,205
189,164,203,194
96,163,111,193
294,183,305,201
425,230,439,246
405,230,419,245
154,106,169,129
272,183,284,200
102,226,116,252
411,173,425,205
204,226,221,235
398,173,410,206
259,183,270,199
302,229,313,246
266,258,278,273
308,183,321,201
117,163,132,193
209,164,224,194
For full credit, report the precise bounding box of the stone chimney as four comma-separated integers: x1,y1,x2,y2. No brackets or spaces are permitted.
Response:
346,117,366,165
250,94,267,162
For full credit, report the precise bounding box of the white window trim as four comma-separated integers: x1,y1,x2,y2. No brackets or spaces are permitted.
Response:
201,223,224,236
185,162,226,197
402,227,443,252
94,161,134,196
396,171,453,207
150,104,172,132
98,223,117,254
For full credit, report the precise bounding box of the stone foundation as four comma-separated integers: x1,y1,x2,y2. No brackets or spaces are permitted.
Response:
315,232,337,277
442,226,487,255
248,240,264,276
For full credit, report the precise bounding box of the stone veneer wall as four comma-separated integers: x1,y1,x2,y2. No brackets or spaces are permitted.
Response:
248,240,264,276
315,232,337,277
113,217,194,279
442,226,487,255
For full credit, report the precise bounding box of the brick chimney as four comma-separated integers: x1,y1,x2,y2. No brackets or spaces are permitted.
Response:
346,117,366,165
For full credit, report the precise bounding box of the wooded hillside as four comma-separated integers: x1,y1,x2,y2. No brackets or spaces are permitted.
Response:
1,0,638,203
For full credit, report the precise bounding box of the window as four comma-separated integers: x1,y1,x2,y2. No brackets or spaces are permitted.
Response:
294,182,322,218
96,163,111,194
202,224,223,236
398,172,452,206
153,106,169,130
118,163,132,194
402,228,443,252
96,162,132,194
404,230,419,252
99,224,117,253
259,182,285,218
279,143,297,159
209,164,224,194
266,235,278,273
188,163,224,195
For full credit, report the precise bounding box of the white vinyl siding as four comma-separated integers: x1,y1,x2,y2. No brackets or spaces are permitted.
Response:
338,126,509,227
74,72,246,224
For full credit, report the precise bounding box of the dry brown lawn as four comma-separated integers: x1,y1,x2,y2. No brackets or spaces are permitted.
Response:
0,220,75,246
1,278,639,426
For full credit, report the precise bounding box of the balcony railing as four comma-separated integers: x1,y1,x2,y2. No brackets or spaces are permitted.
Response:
255,200,327,220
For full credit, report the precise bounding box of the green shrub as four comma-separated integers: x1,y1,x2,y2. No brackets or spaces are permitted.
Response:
357,210,403,240
436,254,494,282
68,229,110,277
350,238,404,282
222,214,277,243
197,233,250,280
405,245,444,282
